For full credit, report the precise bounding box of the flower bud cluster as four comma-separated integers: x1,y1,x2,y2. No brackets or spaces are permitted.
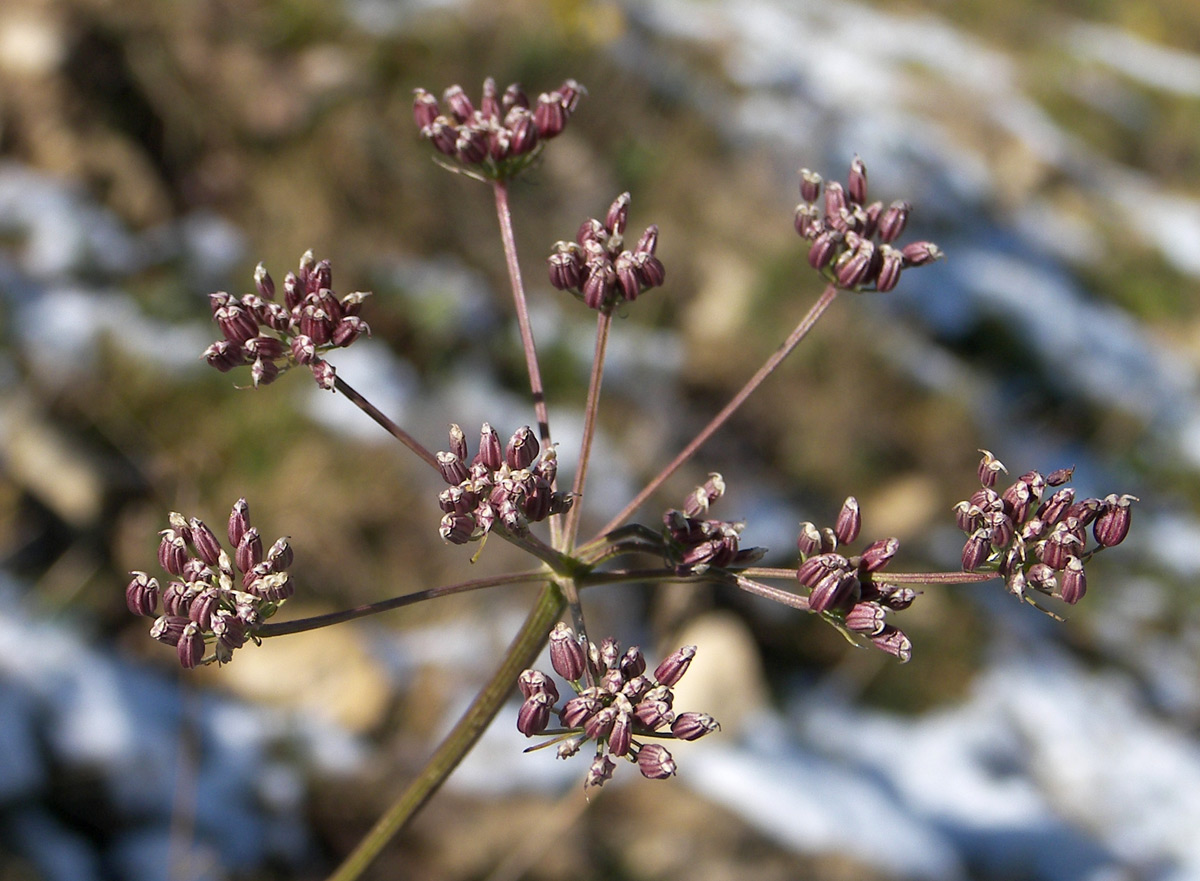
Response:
126,499,293,668
662,474,764,575
436,423,572,544
796,496,914,662
956,451,1137,606
518,623,718,789
413,77,583,180
546,192,666,312
203,250,371,390
794,156,942,292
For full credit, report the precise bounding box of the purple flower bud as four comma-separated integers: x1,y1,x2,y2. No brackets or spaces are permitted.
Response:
480,77,500,120
560,693,603,729
332,316,369,348
502,83,529,112
455,127,489,164
834,497,861,544
983,510,1015,549
177,622,205,669
672,712,720,741
549,622,586,681
424,119,457,155
1060,556,1087,604
858,537,899,573
158,531,188,576
308,358,335,389
216,305,260,346
808,230,841,270
877,583,918,611
442,84,474,122
412,88,440,130
1039,523,1083,570
517,692,554,737
1002,480,1032,523
605,192,631,238
234,528,262,576
844,601,886,634
1093,493,1136,548
637,743,677,779
619,646,647,679
634,252,665,289
614,251,642,302
126,571,160,617
808,571,860,614
797,553,845,587
250,358,279,388
584,705,618,742
870,625,912,663
961,528,992,570
150,614,189,646
283,271,303,311
505,426,539,470
901,241,944,267
188,589,222,630
1046,466,1075,487
1027,563,1057,594
873,245,903,292
437,451,469,486
477,423,503,471
508,109,539,155
162,581,196,617
548,245,583,291
798,168,822,203
582,261,616,310
977,450,1006,488
203,340,246,372
847,155,868,204
439,512,476,544
533,91,567,137
878,200,911,243
266,536,293,571
824,180,847,221
834,237,875,288
517,669,559,703
1036,488,1075,526
653,645,696,687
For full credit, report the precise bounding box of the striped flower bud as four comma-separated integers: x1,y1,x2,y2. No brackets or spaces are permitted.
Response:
637,744,677,779
126,572,160,617
1093,494,1136,548
653,645,696,687
549,622,586,681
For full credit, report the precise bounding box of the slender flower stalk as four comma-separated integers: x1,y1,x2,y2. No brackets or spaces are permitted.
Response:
738,567,1000,585
590,282,840,543
564,310,613,549
333,375,439,471
255,570,549,637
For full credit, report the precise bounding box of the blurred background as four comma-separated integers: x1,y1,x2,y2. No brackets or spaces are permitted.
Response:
1,0,1198,879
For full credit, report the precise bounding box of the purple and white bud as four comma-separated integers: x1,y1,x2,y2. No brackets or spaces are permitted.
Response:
442,84,474,122
560,693,603,729
807,571,860,614
533,91,567,137
203,340,246,372
847,156,868,204
477,423,503,471
505,426,539,470
585,754,616,789
177,622,206,669
1027,563,1058,594
808,230,842,270
150,614,189,646
332,316,369,348
876,583,918,611
824,180,847,221
162,581,196,617
582,261,616,311
1036,488,1075,526
549,622,586,681
874,245,904,292
517,669,559,703
480,77,500,120
901,241,944,267
619,646,647,679
517,692,554,737
634,252,665,289
878,200,911,243
412,88,440,130
1094,494,1136,548
834,497,861,544
794,203,821,238
188,588,222,630
834,237,875,288
672,712,720,741
961,528,992,570
844,601,886,635
126,571,160,617
310,358,336,390
1060,556,1087,604
858,537,899,573
266,536,293,571
637,743,677,779
605,192,631,238
158,531,188,576
799,168,822,203
212,610,246,653
216,305,260,346
977,450,1007,488
250,358,279,388
439,512,476,545
235,527,263,574
653,645,696,687
548,244,583,290
437,451,469,486
424,119,457,155
870,625,912,663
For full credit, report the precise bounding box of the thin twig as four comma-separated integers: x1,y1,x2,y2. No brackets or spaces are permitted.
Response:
333,375,439,471
563,309,613,550
591,283,840,542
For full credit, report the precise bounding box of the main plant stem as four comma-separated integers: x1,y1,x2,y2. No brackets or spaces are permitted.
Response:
326,582,566,881
590,283,841,542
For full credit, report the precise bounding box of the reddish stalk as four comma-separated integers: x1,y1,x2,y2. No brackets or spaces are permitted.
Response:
333,375,439,471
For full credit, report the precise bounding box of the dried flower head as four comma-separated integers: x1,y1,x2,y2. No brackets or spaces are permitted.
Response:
795,156,942,292
547,193,666,312
128,500,294,667
518,626,716,789
413,77,584,181
955,451,1137,610
436,423,572,544
203,251,371,390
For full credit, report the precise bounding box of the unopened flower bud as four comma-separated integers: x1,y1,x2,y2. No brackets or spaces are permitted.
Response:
808,230,841,270
858,537,899,573
637,743,677,779
870,625,912,662
549,622,586,681
874,245,904,292
1093,494,1136,548
901,241,943,266
672,712,720,741
439,512,476,544
834,497,861,544
961,528,992,570
808,571,860,614
158,531,188,576
517,692,554,737
1060,556,1087,604
799,168,822,203
310,358,336,389
126,572,160,617
235,527,263,574
548,245,583,290
878,200,911,243
653,645,696,687
586,753,616,788
505,426,539,470
844,601,886,634
177,622,205,669
412,88,440,129
478,423,503,471
605,192,631,238
534,91,567,137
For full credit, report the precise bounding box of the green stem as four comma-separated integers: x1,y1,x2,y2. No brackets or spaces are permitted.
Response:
325,582,565,881
589,282,840,543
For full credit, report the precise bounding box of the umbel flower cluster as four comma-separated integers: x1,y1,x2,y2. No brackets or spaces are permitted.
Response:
413,77,583,180
517,624,718,789
957,451,1137,609
126,74,1143,871
795,497,914,662
435,423,573,544
126,499,292,668
203,250,371,390
547,192,666,312
794,156,943,291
